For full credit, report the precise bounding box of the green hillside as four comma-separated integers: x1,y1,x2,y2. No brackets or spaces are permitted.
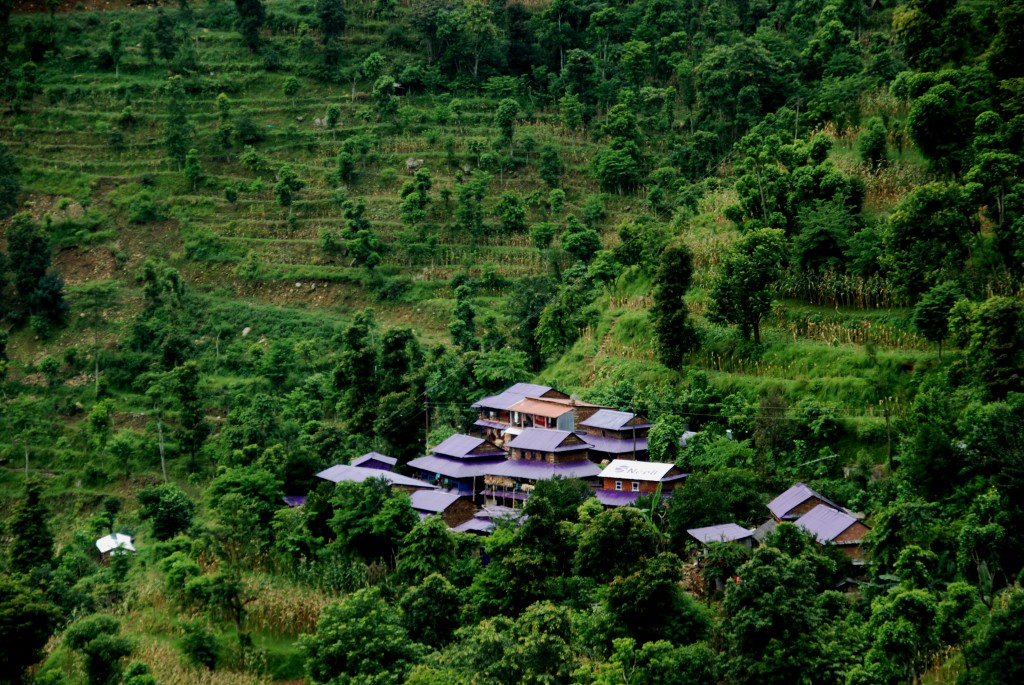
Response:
2,0,1024,683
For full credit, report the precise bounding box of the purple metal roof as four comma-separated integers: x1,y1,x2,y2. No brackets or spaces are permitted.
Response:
767,483,841,520
315,464,436,489
351,452,397,469
595,490,642,507
487,458,602,480
282,495,307,507
471,383,558,410
580,409,649,431
794,504,862,543
409,489,462,513
475,419,509,430
578,433,650,455
506,428,583,452
687,523,755,544
475,505,523,521
408,455,506,479
433,434,485,458
451,518,496,534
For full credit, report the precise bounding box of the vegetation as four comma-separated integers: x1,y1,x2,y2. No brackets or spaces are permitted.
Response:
1,0,1024,684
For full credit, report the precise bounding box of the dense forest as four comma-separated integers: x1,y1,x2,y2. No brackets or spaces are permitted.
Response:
1,0,1023,683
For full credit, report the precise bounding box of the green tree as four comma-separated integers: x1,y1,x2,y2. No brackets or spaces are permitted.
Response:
400,573,461,648
883,183,977,300
316,0,346,45
912,281,960,358
330,478,418,563
539,143,563,188
396,515,455,584
495,191,527,233
0,142,20,219
163,76,193,171
108,20,124,77
494,98,521,156
575,638,717,685
64,615,134,685
174,360,210,462
275,165,305,208
234,0,266,53
965,587,1024,685
907,83,970,173
708,228,786,344
283,75,301,107
965,296,1024,398
858,118,888,169
301,587,425,685
607,552,711,645
6,212,49,304
0,576,60,682
5,478,54,573
650,243,699,367
665,468,766,547
575,507,662,580
138,483,196,540
183,148,203,190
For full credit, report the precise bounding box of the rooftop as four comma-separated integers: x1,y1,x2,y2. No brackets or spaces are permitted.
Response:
767,483,841,520
508,397,575,419
96,533,136,554
578,432,650,455
598,459,678,482
506,428,584,452
315,464,437,490
432,434,506,459
407,454,507,479
409,489,463,513
580,409,651,431
687,523,755,544
595,490,642,507
794,504,864,544
487,458,602,480
351,452,397,468
471,383,559,411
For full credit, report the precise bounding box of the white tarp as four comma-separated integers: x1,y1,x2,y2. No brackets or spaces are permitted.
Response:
95,533,136,554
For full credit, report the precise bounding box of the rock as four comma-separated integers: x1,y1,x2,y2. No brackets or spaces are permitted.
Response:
406,158,424,173
242,327,251,337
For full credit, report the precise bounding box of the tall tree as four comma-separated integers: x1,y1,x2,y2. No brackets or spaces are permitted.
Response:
650,243,699,368
234,0,266,53
911,282,960,358
163,76,193,171
5,479,54,573
708,228,786,344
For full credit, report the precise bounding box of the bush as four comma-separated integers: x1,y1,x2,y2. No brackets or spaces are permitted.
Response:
127,190,164,224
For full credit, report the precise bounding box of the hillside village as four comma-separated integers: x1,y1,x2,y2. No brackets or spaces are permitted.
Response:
298,381,871,566
3,0,1024,683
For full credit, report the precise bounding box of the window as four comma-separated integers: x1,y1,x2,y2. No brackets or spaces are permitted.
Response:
631,482,640,492
615,480,622,491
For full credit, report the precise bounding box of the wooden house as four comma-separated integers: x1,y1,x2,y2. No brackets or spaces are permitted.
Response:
406,434,508,503
315,464,437,493
767,483,843,521
409,490,477,528
481,428,601,505
471,383,568,443
576,409,652,461
595,459,688,507
794,504,871,563
351,452,398,471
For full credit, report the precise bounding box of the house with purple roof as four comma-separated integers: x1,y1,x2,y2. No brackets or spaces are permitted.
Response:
595,459,688,507
471,383,569,442
315,464,437,493
351,452,397,471
406,434,508,503
576,409,652,461
767,482,843,522
794,504,870,562
481,428,601,505
409,489,477,528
